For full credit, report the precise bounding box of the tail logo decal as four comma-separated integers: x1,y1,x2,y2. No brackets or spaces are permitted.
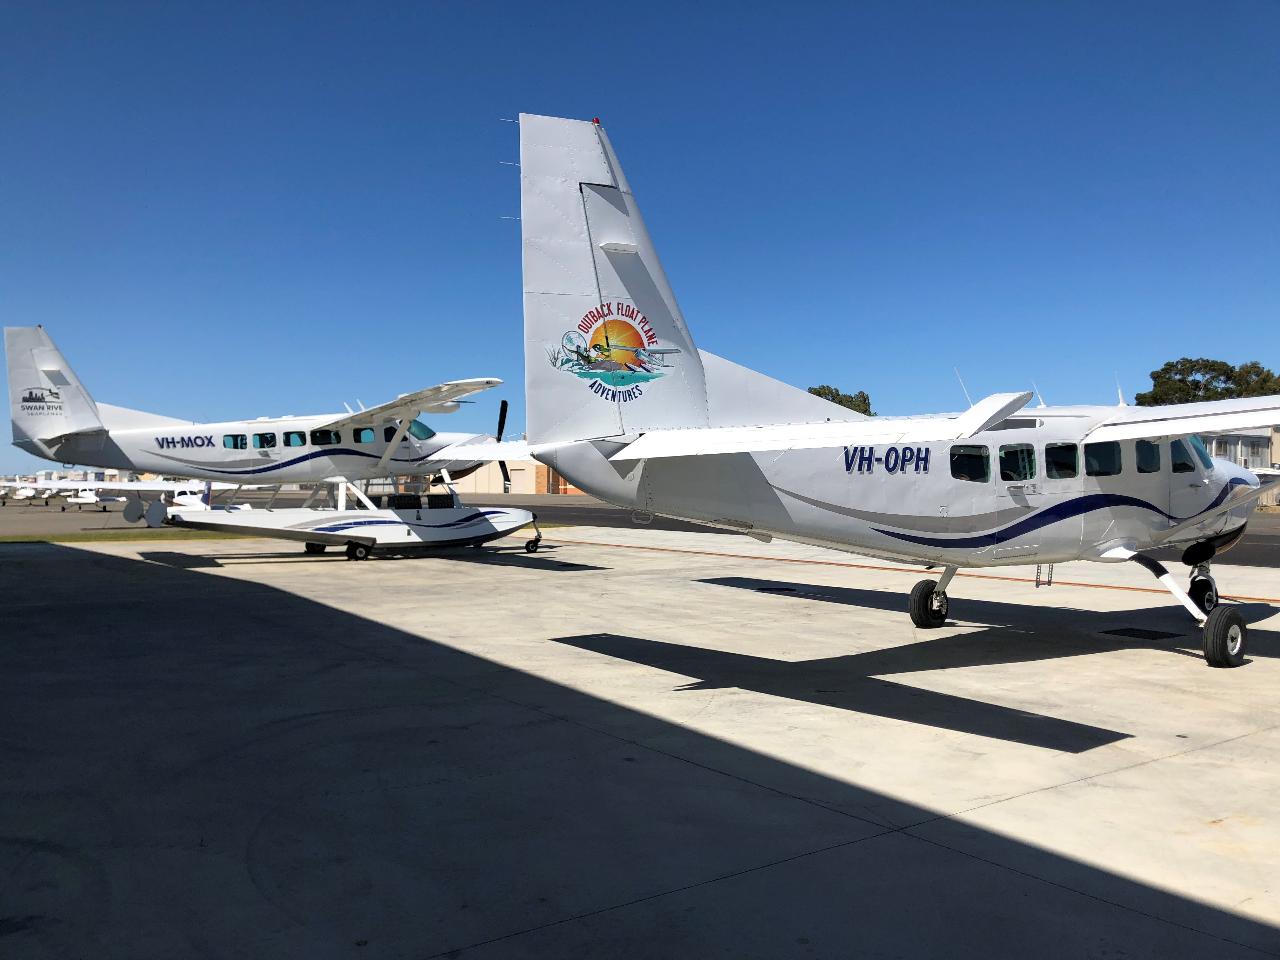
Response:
546,301,680,403
19,386,64,416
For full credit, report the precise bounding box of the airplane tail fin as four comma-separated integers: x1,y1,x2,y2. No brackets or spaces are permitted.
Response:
521,114,708,444
5,326,105,455
519,115,864,445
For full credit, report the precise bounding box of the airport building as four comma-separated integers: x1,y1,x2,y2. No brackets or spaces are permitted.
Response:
1201,428,1275,470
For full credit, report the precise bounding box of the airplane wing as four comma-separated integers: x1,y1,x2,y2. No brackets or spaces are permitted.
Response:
608,392,1033,461
315,379,503,432
424,439,533,462
1083,394,1280,443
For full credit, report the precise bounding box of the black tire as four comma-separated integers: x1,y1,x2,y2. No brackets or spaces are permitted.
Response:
525,539,540,554
909,579,948,628
1188,578,1217,615
1203,606,1247,668
304,542,327,555
345,542,371,561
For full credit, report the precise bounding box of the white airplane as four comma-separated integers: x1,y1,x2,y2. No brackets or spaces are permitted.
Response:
25,477,233,512
454,113,1279,668
4,326,520,491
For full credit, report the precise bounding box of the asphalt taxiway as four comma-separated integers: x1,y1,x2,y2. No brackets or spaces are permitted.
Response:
2,523,1279,958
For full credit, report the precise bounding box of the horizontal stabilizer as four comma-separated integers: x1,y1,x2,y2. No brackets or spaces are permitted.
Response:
1085,394,1280,443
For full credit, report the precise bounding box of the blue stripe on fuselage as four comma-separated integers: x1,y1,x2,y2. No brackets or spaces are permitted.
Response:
183,448,434,476
873,480,1249,549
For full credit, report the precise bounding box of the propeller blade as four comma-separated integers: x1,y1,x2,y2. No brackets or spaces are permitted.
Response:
496,399,509,443
499,459,512,494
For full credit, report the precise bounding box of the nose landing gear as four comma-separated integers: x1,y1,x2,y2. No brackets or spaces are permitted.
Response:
1128,553,1247,667
1188,565,1218,614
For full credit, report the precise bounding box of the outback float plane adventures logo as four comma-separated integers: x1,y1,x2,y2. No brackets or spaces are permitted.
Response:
547,302,680,403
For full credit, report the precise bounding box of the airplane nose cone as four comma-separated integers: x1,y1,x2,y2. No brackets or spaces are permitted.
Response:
1216,458,1261,490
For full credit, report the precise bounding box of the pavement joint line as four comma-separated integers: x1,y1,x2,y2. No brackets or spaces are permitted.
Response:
547,536,1280,603
900,830,1280,959
909,720,1280,834
423,828,901,959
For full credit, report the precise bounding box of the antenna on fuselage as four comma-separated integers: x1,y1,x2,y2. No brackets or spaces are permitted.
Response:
1115,374,1128,407
954,368,974,408
1032,381,1047,408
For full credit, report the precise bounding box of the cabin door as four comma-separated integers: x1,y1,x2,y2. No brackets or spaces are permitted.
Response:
993,442,1043,558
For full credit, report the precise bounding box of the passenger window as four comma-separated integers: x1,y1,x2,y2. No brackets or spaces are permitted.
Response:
310,429,341,446
998,444,1036,482
384,425,402,443
950,445,990,483
1171,439,1197,474
222,434,247,450
1136,440,1160,474
284,431,306,447
1084,441,1122,477
253,432,276,449
1045,443,1078,479
354,427,375,444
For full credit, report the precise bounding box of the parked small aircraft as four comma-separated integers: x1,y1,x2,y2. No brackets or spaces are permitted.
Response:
5,326,517,490
476,114,1280,667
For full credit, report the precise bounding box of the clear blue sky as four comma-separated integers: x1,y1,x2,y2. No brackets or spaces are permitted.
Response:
3,1,1277,473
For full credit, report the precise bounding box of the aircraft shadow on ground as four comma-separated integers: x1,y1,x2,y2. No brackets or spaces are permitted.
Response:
1,544,1275,958
698,576,1280,663
551,632,1130,754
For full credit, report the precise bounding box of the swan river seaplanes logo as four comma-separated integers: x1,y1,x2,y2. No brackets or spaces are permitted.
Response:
18,385,63,416
547,302,681,403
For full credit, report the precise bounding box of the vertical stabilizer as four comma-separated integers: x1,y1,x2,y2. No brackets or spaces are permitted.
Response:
5,326,104,454
521,114,709,444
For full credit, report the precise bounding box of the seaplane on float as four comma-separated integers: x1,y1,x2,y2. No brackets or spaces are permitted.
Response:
5,326,539,558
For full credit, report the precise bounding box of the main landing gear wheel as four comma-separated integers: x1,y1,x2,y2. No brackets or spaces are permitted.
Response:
1188,576,1218,615
525,538,541,554
908,579,948,628
1203,606,1247,668
304,542,327,555
345,542,371,561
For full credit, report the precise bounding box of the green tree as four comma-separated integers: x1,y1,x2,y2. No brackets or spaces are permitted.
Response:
808,384,875,415
1135,359,1279,406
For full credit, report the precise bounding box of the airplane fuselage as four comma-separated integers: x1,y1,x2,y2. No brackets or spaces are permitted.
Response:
24,415,492,485
541,404,1260,569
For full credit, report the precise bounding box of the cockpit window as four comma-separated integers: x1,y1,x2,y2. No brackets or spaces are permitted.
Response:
406,419,436,441
1171,439,1197,474
1189,435,1214,470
